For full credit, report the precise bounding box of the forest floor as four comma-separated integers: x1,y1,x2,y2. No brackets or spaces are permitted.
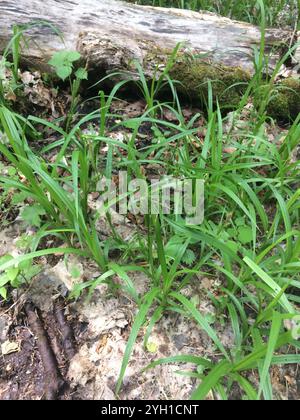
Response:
1,1,300,401
0,198,298,400
0,83,299,399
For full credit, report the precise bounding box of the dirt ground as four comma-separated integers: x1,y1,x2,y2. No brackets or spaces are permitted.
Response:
0,220,299,400
0,78,299,399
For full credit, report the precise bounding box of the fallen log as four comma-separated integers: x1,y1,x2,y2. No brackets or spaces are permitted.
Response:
0,0,299,118
0,0,296,72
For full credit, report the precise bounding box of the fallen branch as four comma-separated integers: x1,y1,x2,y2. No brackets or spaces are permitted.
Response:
25,303,65,400
54,300,76,361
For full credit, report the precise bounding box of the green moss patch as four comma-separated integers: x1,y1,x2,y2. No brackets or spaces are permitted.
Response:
264,78,300,122
169,59,251,109
142,46,300,121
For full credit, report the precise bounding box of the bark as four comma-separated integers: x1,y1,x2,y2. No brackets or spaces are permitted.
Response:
0,0,299,120
25,303,65,400
0,0,297,76
54,300,76,361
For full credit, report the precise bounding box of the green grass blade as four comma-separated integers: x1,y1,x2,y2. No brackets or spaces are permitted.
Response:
171,291,229,359
116,287,160,394
244,256,294,313
258,311,282,399
190,360,231,400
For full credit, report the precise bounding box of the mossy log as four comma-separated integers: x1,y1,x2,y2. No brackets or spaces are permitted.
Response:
0,0,299,119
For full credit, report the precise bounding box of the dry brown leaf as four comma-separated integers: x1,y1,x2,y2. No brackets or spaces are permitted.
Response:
124,100,145,118
224,147,237,154
1,340,20,356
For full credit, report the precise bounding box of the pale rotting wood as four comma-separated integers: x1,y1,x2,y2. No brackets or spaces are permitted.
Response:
0,0,299,120
0,0,297,75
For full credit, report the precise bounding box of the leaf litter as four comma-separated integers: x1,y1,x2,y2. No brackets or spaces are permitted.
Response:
0,66,299,399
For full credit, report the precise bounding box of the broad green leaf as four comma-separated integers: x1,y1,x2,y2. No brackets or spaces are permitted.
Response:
182,249,196,265
11,191,28,205
48,50,80,67
0,274,10,288
56,65,72,81
6,268,19,282
20,205,46,228
48,51,81,80
0,287,7,299
65,51,81,63
238,226,253,244
75,68,88,80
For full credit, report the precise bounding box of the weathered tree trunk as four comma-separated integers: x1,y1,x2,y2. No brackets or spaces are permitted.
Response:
0,0,297,74
0,0,299,119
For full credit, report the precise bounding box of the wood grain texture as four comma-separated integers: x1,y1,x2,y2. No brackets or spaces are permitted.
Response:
0,0,296,76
